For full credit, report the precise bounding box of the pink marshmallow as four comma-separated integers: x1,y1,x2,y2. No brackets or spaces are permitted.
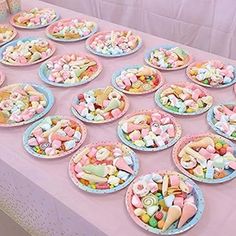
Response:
129,130,141,141
36,105,44,114
28,137,38,146
36,136,46,145
111,108,121,118
169,174,180,186
64,126,75,137
32,127,43,137
199,148,212,160
88,147,97,157
151,113,162,122
30,96,40,102
229,161,236,170
52,140,62,149
174,197,184,208
167,124,175,137
206,145,215,153
160,117,170,125
141,128,149,138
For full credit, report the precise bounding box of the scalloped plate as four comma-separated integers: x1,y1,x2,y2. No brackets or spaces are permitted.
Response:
0,70,5,87
111,65,164,95
186,61,236,88
10,8,60,29
71,87,129,124
86,31,142,57
39,53,102,87
23,115,87,159
69,141,139,194
144,45,192,71
155,82,213,116
0,37,56,66
126,170,204,235
172,133,236,184
0,83,54,127
46,18,98,42
117,109,182,152
207,103,236,141
0,24,17,47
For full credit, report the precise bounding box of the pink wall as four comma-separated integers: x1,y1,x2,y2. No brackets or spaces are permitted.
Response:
42,0,236,60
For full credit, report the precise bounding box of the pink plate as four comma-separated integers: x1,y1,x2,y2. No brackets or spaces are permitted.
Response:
0,71,5,86
172,133,236,184
69,141,139,194
0,37,56,66
23,115,87,159
0,24,17,47
186,60,236,88
234,84,236,94
46,18,97,42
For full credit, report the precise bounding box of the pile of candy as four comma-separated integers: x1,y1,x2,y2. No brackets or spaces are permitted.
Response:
72,86,128,123
147,47,190,69
1,38,54,65
114,66,163,94
187,60,235,87
88,31,141,56
12,8,57,28
43,53,101,85
27,116,85,157
211,104,236,139
128,171,199,231
48,18,96,40
0,25,16,45
0,84,47,125
70,143,137,191
158,83,213,114
176,136,236,180
119,110,180,150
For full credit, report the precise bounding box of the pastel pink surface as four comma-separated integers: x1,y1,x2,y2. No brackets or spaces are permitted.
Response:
1,1,236,236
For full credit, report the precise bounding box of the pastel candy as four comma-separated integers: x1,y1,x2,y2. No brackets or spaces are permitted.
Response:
52,140,62,149
131,194,143,208
64,139,76,150
111,108,121,118
28,137,38,146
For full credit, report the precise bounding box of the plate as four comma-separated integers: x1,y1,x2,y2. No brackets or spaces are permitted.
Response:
0,71,5,86
86,30,142,57
126,170,204,235
69,141,139,194
10,8,59,29
0,24,17,47
172,133,236,183
144,45,192,71
71,86,129,124
186,60,236,88
112,65,164,95
155,82,213,116
23,115,87,159
0,37,56,66
46,18,97,42
117,109,182,152
39,53,102,87
0,83,54,127
207,103,236,141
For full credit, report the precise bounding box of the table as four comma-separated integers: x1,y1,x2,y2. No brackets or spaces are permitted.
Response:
0,0,235,236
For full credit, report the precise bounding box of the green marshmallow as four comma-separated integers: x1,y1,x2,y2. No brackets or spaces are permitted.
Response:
149,216,158,228
231,132,236,138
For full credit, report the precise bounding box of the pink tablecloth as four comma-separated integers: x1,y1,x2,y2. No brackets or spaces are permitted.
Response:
0,0,235,236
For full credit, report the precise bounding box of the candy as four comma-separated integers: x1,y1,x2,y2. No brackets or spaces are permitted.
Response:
141,214,150,223
131,195,143,208
149,216,158,228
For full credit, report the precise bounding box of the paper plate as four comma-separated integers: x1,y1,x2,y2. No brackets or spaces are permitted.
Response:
234,84,236,94
207,103,236,141
126,170,204,235
0,83,54,127
39,53,102,87
23,115,87,159
10,8,60,29
144,45,192,71
186,61,236,88
46,18,98,42
0,37,56,66
86,31,142,58
117,109,182,152
69,141,139,194
172,133,236,184
0,71,5,86
155,82,213,116
0,24,17,47
111,65,165,95
71,86,129,124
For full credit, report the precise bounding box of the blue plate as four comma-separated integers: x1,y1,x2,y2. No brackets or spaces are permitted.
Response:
0,83,54,127
207,103,236,141
126,170,205,235
86,31,142,58
154,83,213,116
39,54,102,87
69,142,139,194
0,37,56,66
